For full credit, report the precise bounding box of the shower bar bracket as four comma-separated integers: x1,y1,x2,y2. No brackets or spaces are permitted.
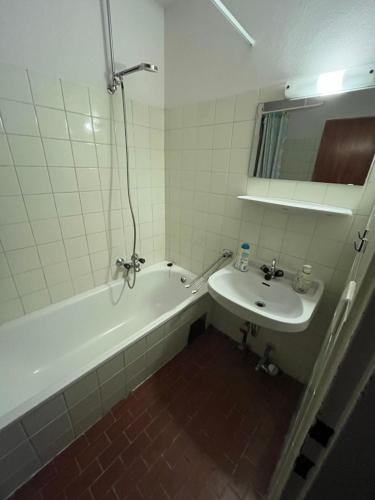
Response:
183,249,233,294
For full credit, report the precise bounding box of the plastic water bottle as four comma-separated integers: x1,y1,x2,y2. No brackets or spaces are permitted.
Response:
235,242,250,272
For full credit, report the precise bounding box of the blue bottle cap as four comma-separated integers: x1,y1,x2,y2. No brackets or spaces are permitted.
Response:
241,243,250,250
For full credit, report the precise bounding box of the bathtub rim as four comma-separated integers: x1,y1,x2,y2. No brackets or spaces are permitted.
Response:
0,261,206,432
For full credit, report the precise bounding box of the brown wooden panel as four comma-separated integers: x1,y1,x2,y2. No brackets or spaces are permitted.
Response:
312,116,375,185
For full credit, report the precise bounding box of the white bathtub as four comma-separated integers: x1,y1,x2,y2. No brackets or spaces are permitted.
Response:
0,262,208,432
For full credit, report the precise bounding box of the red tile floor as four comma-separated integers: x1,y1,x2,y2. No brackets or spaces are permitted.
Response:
12,328,302,500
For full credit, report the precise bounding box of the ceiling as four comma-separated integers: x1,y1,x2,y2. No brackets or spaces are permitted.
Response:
164,0,375,105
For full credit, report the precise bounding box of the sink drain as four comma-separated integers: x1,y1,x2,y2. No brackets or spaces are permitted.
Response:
255,300,266,308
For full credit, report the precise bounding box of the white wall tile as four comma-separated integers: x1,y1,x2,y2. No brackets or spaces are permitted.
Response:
281,231,312,259
54,193,81,217
232,121,253,149
83,212,105,234
31,219,61,244
72,273,94,293
71,142,97,167
89,250,108,271
28,71,64,109
0,298,24,323
64,236,88,260
0,135,13,164
43,261,70,287
0,276,18,302
66,113,93,142
213,123,233,149
0,100,39,135
36,107,69,139
324,185,362,210
8,136,45,166
6,247,41,274
268,180,296,199
21,289,51,313
95,144,114,168
149,106,164,130
16,167,52,194
89,88,111,119
0,253,10,278
24,194,57,220
60,215,85,239
38,241,66,266
0,63,166,322
0,196,27,224
215,96,235,123
49,168,77,192
49,280,74,303
293,182,327,203
68,256,91,277
76,168,100,191
0,63,32,102
80,191,103,213
132,102,149,127
234,90,259,122
62,82,90,115
92,118,113,144
14,268,46,296
0,222,35,250
229,149,250,174
43,138,74,167
314,214,353,242
87,232,107,253
307,238,345,267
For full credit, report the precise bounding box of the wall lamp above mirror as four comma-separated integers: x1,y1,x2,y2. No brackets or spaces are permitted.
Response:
249,83,375,186
285,62,375,100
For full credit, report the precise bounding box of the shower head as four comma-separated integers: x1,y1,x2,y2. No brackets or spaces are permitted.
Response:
108,62,158,94
114,62,158,79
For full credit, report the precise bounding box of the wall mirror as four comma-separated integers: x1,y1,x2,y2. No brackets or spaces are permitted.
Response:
249,88,375,185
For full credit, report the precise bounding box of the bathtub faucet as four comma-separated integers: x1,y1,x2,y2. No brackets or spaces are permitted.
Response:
116,254,146,273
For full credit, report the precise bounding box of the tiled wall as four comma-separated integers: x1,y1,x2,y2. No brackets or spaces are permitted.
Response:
0,62,165,325
0,294,210,498
164,86,375,379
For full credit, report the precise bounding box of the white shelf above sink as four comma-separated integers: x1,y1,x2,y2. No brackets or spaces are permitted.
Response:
237,195,353,216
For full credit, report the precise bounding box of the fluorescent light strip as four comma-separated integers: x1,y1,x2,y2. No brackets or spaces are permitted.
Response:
210,0,255,46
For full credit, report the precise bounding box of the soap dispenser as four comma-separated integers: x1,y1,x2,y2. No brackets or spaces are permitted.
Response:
293,264,313,294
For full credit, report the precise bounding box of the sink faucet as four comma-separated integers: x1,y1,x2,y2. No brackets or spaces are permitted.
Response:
116,253,146,273
260,258,284,281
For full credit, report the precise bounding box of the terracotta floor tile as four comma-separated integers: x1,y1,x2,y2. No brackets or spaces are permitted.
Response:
125,410,152,442
77,433,111,470
99,431,130,469
91,458,124,499
113,456,148,498
14,329,302,500
145,409,173,441
121,432,151,468
86,412,115,443
64,460,102,499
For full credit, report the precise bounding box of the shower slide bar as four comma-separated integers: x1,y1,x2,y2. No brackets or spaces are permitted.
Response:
184,249,233,294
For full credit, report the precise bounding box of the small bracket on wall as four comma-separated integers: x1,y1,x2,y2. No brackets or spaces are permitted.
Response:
354,230,368,253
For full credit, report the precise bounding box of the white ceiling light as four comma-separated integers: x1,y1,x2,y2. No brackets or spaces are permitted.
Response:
316,70,345,95
285,63,375,99
210,0,255,47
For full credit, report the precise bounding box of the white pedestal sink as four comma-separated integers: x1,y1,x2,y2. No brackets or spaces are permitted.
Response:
208,261,324,333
